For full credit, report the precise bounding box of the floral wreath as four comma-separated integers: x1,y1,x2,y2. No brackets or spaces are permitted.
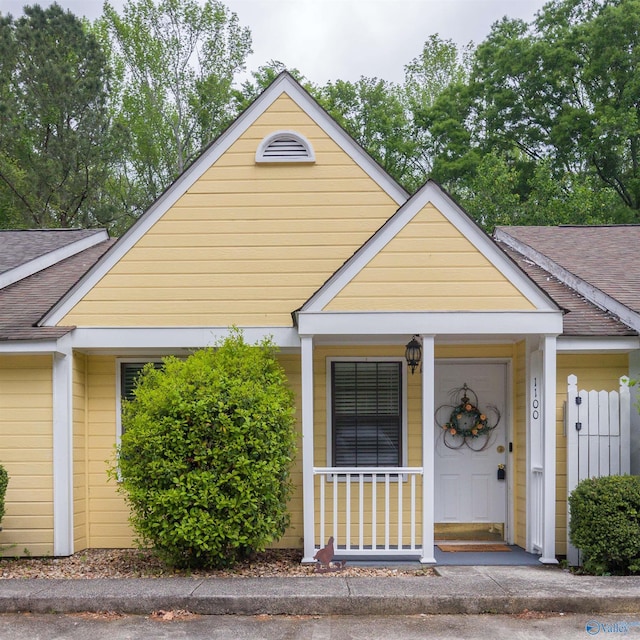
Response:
435,384,500,450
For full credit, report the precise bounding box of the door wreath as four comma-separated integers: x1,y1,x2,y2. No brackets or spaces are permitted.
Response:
435,383,500,451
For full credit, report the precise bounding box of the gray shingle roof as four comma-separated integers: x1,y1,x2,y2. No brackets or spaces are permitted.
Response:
496,225,640,316
496,242,637,337
0,229,105,274
0,238,116,341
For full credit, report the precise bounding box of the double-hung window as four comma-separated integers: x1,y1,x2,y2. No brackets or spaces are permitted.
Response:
331,360,402,468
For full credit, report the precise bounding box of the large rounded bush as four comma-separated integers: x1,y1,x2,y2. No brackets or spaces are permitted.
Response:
568,475,640,575
113,331,297,569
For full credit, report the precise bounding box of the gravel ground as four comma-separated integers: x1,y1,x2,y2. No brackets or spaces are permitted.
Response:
0,548,434,580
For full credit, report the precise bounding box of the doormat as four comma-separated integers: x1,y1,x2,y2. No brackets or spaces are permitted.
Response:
437,544,511,552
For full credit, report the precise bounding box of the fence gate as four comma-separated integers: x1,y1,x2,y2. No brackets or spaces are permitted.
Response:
566,375,631,566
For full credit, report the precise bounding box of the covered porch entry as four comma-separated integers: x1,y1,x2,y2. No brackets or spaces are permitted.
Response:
297,323,561,565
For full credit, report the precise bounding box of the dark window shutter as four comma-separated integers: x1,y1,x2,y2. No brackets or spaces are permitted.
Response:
120,362,163,402
332,361,402,467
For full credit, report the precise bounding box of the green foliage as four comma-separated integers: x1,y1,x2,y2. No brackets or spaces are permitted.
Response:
0,3,122,229
319,77,420,191
427,0,640,224
0,463,7,524
112,330,297,569
99,0,252,216
568,475,640,575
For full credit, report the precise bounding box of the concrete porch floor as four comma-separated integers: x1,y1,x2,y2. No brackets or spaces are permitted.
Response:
335,545,542,568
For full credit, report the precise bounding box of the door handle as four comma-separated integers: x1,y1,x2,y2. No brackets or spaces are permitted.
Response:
497,464,506,480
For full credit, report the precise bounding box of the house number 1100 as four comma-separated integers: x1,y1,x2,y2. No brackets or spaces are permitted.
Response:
532,376,539,420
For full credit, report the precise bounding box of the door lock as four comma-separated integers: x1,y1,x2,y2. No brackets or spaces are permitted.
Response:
497,464,506,481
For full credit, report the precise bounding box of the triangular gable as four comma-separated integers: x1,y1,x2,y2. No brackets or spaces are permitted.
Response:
301,181,559,314
41,73,409,328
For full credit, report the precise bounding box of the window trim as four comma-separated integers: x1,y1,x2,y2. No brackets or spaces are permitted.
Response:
255,130,316,163
326,356,408,470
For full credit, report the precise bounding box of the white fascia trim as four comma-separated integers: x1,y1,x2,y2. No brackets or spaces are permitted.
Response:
71,327,300,350
282,81,408,206
0,340,62,354
495,228,640,332
302,182,558,313
557,336,640,353
42,74,407,327
0,230,108,290
298,311,563,336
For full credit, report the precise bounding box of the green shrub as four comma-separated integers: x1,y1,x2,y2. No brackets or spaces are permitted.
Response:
568,475,640,575
111,330,297,569
0,464,7,525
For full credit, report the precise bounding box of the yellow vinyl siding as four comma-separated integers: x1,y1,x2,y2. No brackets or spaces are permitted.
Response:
59,94,399,328
513,341,527,548
85,356,131,548
82,354,304,550
0,356,53,556
554,353,629,555
325,205,536,312
73,353,88,552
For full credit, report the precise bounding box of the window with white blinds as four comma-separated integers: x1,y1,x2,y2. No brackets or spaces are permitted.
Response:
331,361,402,467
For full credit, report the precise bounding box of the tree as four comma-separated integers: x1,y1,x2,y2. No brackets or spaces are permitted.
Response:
100,0,252,215
403,35,473,186
113,331,297,569
232,60,311,113
0,4,121,228
427,0,640,224
319,77,419,191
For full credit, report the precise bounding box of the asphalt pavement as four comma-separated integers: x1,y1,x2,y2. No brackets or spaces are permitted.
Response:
0,565,638,616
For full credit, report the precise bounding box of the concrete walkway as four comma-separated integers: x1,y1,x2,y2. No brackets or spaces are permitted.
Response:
0,565,638,616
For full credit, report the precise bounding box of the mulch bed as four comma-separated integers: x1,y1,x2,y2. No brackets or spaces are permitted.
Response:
0,548,434,579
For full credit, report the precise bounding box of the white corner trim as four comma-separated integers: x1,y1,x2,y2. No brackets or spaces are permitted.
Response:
255,130,315,163
495,228,640,332
0,230,108,290
41,73,407,326
52,348,74,556
302,182,559,313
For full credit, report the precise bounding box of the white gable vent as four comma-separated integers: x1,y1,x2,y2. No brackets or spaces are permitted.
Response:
256,130,315,163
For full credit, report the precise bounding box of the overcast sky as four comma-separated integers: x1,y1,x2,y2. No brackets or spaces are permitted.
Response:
3,0,548,84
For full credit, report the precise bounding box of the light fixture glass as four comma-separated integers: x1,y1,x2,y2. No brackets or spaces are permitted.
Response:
405,336,422,375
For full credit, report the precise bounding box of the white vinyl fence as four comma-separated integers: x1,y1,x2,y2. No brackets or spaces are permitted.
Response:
566,375,631,566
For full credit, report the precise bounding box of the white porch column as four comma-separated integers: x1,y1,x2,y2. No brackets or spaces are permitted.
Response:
540,335,559,564
52,348,74,556
420,335,436,564
300,335,316,563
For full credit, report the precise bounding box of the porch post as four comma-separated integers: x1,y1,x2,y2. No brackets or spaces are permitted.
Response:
540,335,559,564
420,335,436,564
300,335,316,563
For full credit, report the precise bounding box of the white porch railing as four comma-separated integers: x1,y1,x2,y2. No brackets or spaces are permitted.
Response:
530,466,544,553
313,467,424,556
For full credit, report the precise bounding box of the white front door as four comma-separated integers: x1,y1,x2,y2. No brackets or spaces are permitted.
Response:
434,362,508,532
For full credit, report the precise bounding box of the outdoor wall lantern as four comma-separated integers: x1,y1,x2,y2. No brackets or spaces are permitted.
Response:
404,336,422,375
